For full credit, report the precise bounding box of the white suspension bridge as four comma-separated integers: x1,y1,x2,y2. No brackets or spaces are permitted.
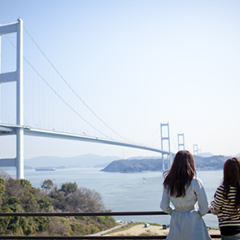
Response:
0,19,196,179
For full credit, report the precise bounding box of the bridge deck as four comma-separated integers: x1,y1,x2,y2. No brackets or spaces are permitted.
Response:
0,123,171,155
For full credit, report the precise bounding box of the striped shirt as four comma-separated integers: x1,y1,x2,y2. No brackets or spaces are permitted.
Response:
212,185,240,229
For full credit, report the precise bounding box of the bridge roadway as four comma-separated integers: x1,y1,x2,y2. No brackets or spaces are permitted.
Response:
0,123,171,155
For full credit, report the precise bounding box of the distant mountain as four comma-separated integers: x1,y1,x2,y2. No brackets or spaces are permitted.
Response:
197,152,240,158
25,154,121,168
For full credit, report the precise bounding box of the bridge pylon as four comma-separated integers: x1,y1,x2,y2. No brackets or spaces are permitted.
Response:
193,144,198,155
178,133,185,150
160,123,171,171
0,19,24,179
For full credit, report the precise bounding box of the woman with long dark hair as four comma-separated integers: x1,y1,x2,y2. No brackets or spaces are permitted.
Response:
160,150,211,240
210,158,240,240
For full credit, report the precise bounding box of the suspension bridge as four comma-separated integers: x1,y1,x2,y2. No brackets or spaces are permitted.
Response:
0,19,191,179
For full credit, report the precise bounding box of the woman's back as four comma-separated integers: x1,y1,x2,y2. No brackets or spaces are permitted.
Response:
211,158,240,238
160,177,210,240
212,185,240,228
160,151,211,240
168,178,209,215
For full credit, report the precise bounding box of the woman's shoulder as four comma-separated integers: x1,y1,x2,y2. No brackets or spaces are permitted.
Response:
216,184,225,191
192,177,203,185
214,184,225,195
214,185,237,198
191,178,207,189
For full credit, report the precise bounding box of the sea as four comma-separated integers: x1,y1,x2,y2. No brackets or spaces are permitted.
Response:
5,168,223,229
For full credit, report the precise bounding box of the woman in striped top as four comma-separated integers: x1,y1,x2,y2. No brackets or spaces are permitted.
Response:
210,158,240,240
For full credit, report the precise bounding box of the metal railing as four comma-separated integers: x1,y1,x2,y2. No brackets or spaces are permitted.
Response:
0,211,221,239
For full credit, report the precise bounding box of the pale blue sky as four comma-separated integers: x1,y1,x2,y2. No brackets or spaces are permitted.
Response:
0,0,240,159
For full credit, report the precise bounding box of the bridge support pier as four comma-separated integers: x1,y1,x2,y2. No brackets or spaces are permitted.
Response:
16,128,24,179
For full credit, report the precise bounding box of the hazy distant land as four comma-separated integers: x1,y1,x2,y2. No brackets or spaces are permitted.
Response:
23,154,121,169
4,153,238,172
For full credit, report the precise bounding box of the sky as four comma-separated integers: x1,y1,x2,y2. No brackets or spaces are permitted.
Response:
0,0,240,160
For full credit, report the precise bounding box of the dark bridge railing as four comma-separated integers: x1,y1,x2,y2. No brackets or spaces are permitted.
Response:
0,211,220,239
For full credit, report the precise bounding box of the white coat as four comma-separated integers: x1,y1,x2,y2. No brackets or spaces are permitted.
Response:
160,178,211,240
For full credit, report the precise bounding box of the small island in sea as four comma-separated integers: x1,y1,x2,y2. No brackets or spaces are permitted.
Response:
101,155,228,173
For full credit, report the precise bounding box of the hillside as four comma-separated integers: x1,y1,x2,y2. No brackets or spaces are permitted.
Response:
194,155,227,170
0,170,116,236
102,155,228,173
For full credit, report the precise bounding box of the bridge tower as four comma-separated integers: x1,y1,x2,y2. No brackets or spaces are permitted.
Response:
160,123,171,171
193,144,198,155
178,133,185,150
0,19,24,179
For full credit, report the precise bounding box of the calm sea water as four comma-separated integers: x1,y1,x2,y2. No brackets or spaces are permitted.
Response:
5,168,223,228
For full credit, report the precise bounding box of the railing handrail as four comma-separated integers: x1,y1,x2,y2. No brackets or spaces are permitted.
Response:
0,210,167,217
0,211,221,239
0,236,223,239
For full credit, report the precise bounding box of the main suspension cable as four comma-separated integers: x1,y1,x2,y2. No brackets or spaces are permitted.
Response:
23,26,131,142
4,34,110,139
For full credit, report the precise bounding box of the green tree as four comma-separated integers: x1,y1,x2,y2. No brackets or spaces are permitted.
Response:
0,177,6,196
34,216,50,232
61,182,77,194
21,189,38,212
20,179,32,188
41,179,53,192
0,206,12,234
37,196,53,210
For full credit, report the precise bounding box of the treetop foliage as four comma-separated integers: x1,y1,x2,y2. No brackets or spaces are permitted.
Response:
0,171,116,236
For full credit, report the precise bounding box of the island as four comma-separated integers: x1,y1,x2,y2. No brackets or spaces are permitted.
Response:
101,155,228,173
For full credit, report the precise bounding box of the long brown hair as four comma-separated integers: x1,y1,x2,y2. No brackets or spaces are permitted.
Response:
163,150,196,197
222,158,240,209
